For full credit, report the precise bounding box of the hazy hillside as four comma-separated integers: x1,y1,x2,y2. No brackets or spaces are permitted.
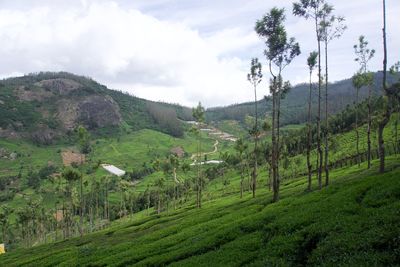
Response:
206,71,400,125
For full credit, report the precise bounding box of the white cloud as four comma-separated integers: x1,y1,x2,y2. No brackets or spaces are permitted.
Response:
0,1,258,107
0,0,399,107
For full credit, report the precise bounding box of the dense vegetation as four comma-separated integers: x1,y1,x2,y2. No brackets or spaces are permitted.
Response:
1,157,399,266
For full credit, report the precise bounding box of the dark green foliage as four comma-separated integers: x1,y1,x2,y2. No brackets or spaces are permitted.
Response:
0,86,42,130
147,102,184,137
38,165,57,180
128,162,155,181
26,170,40,189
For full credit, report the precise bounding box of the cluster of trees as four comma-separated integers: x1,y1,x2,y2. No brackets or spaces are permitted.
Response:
241,0,399,201
146,102,184,137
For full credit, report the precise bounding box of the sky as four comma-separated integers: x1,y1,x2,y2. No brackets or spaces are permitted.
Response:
0,0,399,107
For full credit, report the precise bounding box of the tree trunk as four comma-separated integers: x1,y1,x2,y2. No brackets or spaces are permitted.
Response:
80,173,83,237
240,160,244,198
316,15,323,190
277,80,281,193
307,69,313,191
356,87,360,166
105,180,109,221
253,83,258,198
196,139,202,208
324,39,330,186
62,199,66,239
367,85,372,168
379,0,389,173
271,77,279,202
55,204,58,241
268,166,272,191
157,190,161,214
378,121,387,172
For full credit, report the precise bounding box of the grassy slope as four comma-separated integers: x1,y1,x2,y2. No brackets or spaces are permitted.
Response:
1,156,399,266
0,129,216,213
0,139,63,178
279,116,400,178
0,129,213,176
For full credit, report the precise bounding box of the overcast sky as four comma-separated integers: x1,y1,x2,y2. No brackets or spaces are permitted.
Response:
0,0,399,107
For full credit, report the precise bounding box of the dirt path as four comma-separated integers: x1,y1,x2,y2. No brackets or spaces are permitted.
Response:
191,139,219,162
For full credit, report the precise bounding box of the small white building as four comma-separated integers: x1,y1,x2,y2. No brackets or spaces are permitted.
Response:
185,121,199,125
101,164,126,177
190,160,224,166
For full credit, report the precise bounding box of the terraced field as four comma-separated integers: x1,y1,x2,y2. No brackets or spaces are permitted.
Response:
1,156,399,266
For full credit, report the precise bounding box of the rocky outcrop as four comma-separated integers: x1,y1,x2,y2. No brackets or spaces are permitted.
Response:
78,95,122,129
56,95,122,130
16,78,82,102
30,125,58,145
56,100,80,130
15,86,53,101
36,78,82,95
2,75,124,142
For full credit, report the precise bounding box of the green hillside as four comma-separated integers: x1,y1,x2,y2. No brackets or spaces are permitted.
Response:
1,156,399,266
0,72,192,143
0,127,218,209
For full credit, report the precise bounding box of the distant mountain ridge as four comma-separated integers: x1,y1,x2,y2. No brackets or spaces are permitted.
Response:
206,71,399,125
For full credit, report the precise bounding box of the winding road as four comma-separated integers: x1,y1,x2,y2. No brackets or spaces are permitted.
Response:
190,139,219,163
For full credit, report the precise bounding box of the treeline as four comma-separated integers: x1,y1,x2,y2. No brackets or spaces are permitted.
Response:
206,72,399,126
146,102,184,137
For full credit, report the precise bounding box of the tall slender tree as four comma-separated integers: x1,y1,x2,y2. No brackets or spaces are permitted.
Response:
389,62,400,155
352,73,364,166
307,51,318,191
256,7,300,202
234,138,248,198
154,177,165,214
293,0,325,189
319,5,347,186
192,102,205,208
0,205,11,246
170,155,180,209
378,0,390,173
62,168,80,238
247,58,262,198
77,125,91,236
352,35,375,168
